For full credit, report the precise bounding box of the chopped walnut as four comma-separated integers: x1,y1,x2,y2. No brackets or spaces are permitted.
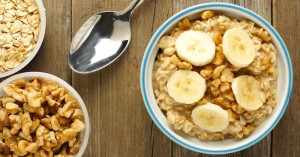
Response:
178,17,192,30
0,78,86,156
201,10,215,20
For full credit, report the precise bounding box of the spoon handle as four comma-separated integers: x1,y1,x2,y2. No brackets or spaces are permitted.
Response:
123,0,144,15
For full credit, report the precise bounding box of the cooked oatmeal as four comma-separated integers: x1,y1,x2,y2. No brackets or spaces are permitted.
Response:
153,10,277,140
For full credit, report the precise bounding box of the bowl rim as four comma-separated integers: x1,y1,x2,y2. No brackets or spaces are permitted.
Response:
140,2,293,154
0,72,90,156
0,0,47,78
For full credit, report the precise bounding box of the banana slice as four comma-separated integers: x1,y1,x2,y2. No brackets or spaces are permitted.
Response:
232,75,263,111
175,30,215,66
167,70,206,104
191,103,229,132
222,28,256,67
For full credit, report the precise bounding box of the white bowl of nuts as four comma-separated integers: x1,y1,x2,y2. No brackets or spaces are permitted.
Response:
0,0,46,78
140,3,292,154
0,72,90,156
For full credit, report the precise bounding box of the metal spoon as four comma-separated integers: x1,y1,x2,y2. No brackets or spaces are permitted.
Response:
69,0,144,74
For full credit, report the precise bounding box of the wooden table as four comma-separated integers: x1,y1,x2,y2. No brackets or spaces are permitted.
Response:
11,0,299,156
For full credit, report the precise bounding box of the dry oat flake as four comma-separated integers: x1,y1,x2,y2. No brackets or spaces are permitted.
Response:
0,0,41,73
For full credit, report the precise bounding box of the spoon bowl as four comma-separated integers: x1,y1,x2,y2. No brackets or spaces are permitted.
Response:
69,0,144,74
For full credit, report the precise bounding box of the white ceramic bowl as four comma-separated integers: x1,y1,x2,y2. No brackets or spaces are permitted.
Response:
0,1,46,78
140,3,293,154
0,72,90,157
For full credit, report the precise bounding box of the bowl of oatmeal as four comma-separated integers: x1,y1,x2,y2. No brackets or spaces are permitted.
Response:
0,0,46,78
140,3,292,154
0,72,90,156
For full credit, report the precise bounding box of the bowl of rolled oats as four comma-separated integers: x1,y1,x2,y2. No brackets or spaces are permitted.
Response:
0,72,90,156
140,3,292,154
0,0,46,78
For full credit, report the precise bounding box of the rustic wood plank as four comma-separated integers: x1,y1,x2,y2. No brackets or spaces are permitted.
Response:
72,0,155,156
244,0,271,23
272,0,300,157
151,124,172,157
23,0,72,82
150,0,173,157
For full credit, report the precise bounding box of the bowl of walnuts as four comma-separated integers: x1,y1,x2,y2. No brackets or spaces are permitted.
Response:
0,72,90,156
140,3,292,154
0,0,46,78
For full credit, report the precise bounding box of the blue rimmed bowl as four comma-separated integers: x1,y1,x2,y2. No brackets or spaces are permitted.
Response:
140,3,292,154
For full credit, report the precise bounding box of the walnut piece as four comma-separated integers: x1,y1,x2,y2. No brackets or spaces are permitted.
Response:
0,78,86,156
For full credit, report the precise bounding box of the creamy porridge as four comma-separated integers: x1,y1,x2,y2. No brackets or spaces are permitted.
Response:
152,10,277,140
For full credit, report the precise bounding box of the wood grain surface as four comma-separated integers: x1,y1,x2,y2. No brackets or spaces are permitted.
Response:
12,0,299,156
